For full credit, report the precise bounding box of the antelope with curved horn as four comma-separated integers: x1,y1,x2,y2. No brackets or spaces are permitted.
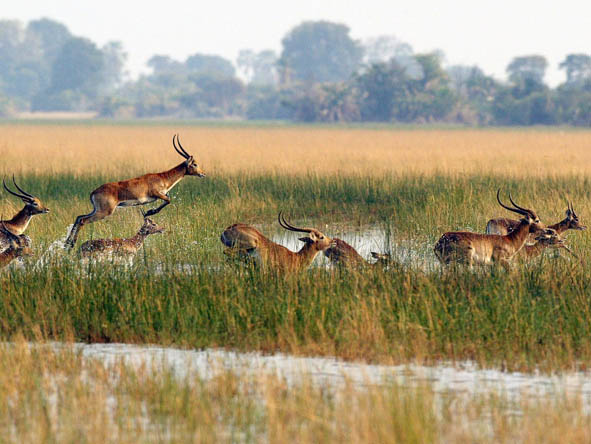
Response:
0,221,33,268
434,190,548,269
79,210,165,260
65,134,205,249
486,200,586,238
324,238,393,268
1,176,49,234
220,212,334,272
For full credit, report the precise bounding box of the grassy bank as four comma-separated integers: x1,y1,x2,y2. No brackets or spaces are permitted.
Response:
0,173,589,370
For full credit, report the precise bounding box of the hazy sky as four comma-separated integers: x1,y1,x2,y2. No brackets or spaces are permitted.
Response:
3,1,590,85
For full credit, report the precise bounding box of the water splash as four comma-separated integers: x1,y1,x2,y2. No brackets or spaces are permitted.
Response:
34,224,72,268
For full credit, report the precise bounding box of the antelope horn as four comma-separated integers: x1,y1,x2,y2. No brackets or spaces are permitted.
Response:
12,175,35,199
497,189,528,216
278,212,312,233
569,201,578,218
3,178,32,202
173,134,188,160
508,192,532,215
173,134,191,159
175,134,192,158
140,208,147,218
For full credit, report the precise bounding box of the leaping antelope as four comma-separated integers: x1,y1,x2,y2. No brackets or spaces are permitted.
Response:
0,222,33,268
0,177,49,249
65,134,205,249
220,212,333,272
486,200,586,237
434,190,548,269
324,238,393,268
79,210,165,260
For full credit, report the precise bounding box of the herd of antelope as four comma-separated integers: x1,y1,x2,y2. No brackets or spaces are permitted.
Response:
0,134,585,272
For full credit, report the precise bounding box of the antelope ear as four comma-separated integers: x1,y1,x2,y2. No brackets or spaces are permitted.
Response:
566,208,573,217
299,236,313,244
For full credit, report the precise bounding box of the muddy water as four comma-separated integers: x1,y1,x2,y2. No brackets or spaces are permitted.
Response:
66,343,591,407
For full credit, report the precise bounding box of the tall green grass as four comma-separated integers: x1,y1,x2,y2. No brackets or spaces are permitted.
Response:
1,173,590,370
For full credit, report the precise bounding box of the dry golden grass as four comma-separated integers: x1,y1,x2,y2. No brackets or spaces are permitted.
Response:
1,124,590,177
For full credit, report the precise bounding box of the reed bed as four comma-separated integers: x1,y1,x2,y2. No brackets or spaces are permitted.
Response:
0,169,589,370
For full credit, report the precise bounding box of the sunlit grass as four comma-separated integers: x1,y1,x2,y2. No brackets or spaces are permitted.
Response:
1,124,591,177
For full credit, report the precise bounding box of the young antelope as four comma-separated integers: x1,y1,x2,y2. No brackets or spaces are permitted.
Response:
79,212,164,259
324,238,393,268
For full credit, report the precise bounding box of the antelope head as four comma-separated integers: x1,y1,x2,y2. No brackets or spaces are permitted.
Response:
173,134,206,177
564,201,586,230
3,176,49,215
139,210,165,236
496,189,544,234
535,228,578,258
278,212,333,252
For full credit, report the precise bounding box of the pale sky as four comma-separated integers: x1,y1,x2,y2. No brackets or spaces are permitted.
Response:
3,0,591,85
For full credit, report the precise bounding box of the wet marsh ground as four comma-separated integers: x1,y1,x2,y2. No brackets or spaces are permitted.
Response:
2,124,591,441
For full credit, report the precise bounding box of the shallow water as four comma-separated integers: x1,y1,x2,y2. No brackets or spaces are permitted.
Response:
62,343,591,408
272,225,438,271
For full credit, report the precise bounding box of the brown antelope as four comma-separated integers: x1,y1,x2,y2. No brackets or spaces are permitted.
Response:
516,229,577,261
434,190,548,269
486,201,586,238
65,134,205,249
79,211,165,259
324,238,393,268
220,212,333,272
0,176,49,243
0,222,33,268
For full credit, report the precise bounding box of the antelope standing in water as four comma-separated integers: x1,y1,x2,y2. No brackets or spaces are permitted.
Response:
434,190,548,269
324,238,393,268
65,134,205,249
79,211,165,260
220,212,334,272
0,177,49,249
486,201,586,238
0,222,33,268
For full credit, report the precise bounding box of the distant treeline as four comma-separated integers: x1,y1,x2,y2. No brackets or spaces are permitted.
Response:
0,18,590,125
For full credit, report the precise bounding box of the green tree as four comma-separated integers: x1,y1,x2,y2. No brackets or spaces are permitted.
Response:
278,21,362,84
507,55,548,86
49,37,104,95
147,55,184,74
27,18,71,63
559,54,591,85
355,62,409,121
185,53,235,77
